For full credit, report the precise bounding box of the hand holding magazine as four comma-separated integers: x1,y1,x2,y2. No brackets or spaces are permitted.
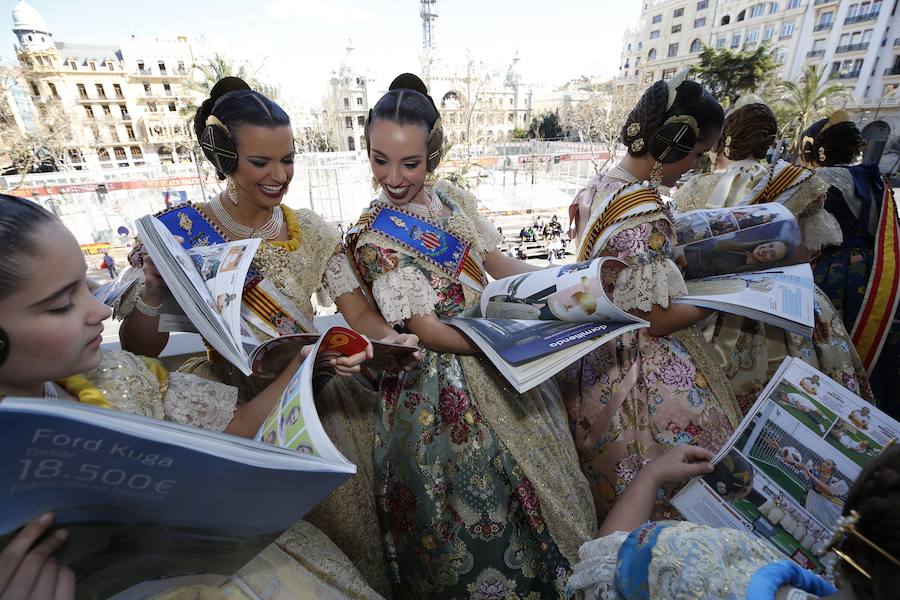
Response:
136,214,416,377
672,357,900,574
0,326,365,599
444,257,648,393
671,203,815,335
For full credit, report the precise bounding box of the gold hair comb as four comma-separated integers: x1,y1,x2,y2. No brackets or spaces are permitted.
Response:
823,510,900,579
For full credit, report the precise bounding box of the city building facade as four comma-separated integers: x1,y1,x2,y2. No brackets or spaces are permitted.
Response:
618,0,900,162
320,44,370,152
6,0,201,173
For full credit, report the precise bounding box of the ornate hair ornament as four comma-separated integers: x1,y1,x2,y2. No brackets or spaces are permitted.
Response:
630,138,645,153
428,116,443,161
665,69,691,110
818,147,827,162
821,110,852,133
200,115,238,176
653,114,699,162
730,93,768,113
820,509,900,579
723,135,733,158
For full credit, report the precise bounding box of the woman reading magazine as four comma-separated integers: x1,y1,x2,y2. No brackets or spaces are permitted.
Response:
346,73,596,599
563,72,741,522
671,99,871,411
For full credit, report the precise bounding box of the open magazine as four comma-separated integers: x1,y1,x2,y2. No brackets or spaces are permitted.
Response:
0,326,364,599
445,257,648,393
672,357,900,574
674,203,805,279
672,203,814,335
673,264,815,336
135,215,415,376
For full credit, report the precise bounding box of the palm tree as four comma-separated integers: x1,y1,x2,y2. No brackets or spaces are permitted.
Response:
774,65,847,153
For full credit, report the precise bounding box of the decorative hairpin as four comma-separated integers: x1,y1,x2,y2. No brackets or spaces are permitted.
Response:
818,147,827,162
724,135,733,158
630,138,645,152
820,510,900,579
626,122,641,138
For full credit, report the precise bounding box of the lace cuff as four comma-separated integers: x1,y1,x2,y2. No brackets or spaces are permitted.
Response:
566,531,629,600
613,257,687,312
372,265,439,326
800,208,843,253
318,253,361,305
473,212,502,252
112,269,145,320
163,372,238,432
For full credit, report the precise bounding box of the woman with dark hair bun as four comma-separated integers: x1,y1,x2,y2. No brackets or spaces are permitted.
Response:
346,73,596,598
672,99,871,414
116,78,415,595
805,112,900,416
562,72,743,523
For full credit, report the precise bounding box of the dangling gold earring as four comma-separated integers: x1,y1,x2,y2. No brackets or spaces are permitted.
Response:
649,161,664,187
371,176,381,192
226,177,239,206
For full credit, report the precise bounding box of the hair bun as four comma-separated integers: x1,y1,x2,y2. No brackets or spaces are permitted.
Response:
389,73,429,96
210,77,251,103
673,80,703,106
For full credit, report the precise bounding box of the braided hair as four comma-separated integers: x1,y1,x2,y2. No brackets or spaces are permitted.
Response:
620,78,724,163
366,73,444,172
715,103,777,160
838,445,900,600
192,77,290,180
800,117,864,166
0,194,57,301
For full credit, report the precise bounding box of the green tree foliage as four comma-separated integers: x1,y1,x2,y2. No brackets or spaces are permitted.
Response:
691,44,778,105
528,111,563,140
771,65,847,152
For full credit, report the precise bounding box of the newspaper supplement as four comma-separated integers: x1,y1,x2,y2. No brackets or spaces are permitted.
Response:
446,257,647,393
673,203,805,280
672,357,900,573
673,264,815,336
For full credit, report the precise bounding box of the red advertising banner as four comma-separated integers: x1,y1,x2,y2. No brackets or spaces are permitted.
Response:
10,176,200,197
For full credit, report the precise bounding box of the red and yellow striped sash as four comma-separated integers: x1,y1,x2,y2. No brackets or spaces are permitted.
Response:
851,180,900,373
577,187,665,262
749,164,810,205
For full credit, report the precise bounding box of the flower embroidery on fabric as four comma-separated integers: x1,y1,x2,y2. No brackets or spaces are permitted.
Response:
610,223,651,257
657,355,698,390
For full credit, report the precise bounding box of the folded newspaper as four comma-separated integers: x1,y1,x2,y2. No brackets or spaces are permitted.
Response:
672,357,900,574
444,257,648,393
135,214,415,376
672,203,814,335
0,325,362,599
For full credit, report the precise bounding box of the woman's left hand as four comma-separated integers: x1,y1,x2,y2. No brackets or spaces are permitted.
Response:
331,341,374,376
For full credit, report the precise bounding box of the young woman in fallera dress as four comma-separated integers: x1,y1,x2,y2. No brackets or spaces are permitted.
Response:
347,73,596,599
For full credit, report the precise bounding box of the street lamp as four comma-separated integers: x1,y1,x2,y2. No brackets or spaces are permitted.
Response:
95,183,113,238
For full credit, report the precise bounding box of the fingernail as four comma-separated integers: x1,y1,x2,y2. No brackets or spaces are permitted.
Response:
53,529,69,541
38,513,53,525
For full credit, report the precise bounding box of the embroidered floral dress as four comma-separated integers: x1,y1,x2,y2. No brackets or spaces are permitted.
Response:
118,205,391,595
562,180,742,522
352,181,596,599
59,349,383,600
673,162,873,412
813,164,899,416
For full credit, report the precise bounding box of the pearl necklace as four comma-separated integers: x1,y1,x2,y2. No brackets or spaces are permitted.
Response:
209,193,284,240
605,163,640,184
43,382,58,400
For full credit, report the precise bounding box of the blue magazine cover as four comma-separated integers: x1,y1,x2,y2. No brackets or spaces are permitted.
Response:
0,399,354,599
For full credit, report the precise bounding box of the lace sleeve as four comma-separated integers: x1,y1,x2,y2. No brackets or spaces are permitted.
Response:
318,253,361,305
565,531,629,600
371,265,440,326
473,212,502,252
605,219,688,312
800,206,843,252
162,372,238,432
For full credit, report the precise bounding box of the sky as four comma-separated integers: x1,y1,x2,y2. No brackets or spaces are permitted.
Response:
2,0,642,111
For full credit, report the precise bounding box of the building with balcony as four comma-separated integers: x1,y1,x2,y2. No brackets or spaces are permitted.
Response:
618,0,900,167
5,0,201,172
320,44,370,153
